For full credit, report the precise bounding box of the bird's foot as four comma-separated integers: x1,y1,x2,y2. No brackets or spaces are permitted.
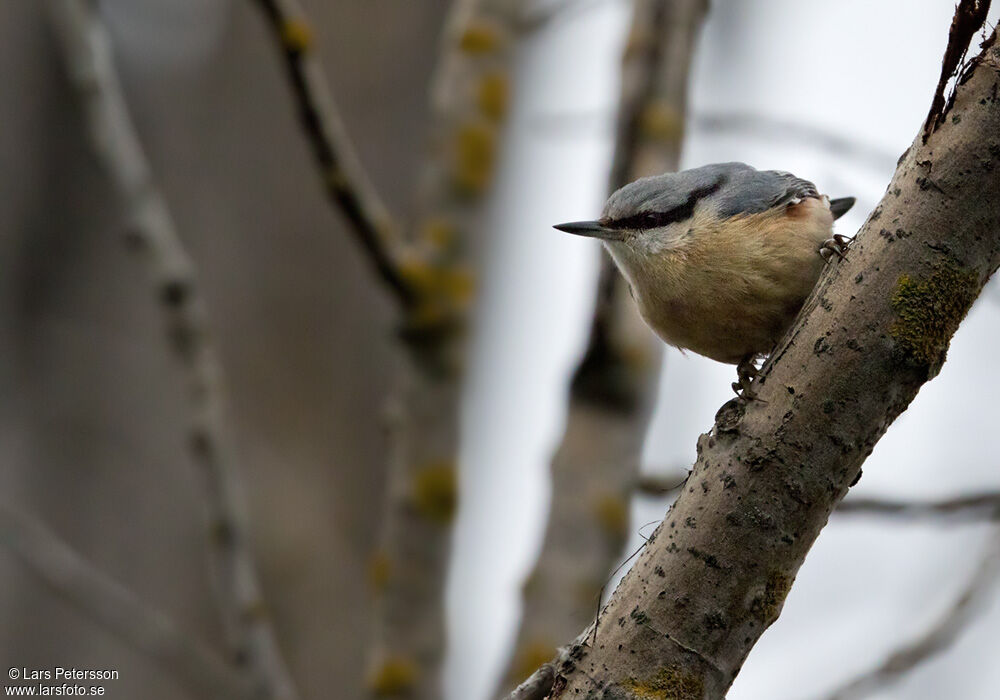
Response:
732,356,760,401
819,234,853,262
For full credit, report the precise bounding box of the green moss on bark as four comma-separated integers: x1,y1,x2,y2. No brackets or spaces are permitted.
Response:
890,262,978,368
411,461,458,524
623,667,704,700
750,570,792,625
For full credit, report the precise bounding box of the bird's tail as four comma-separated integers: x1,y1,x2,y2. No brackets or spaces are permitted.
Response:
829,196,856,220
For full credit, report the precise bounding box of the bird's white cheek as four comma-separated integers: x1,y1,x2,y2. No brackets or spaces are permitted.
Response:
634,225,688,255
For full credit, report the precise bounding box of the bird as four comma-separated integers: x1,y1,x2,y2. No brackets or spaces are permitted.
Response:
554,162,855,397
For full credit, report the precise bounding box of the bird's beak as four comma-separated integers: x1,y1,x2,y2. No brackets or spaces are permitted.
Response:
553,220,623,241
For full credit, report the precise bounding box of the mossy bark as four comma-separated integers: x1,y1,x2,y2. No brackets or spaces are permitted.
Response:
367,1,529,698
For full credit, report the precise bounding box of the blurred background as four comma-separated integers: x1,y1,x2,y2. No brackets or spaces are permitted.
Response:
2,1,999,699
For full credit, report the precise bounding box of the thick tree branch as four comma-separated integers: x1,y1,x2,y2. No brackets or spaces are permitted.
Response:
249,0,526,695
251,0,414,306
506,0,708,687
0,505,251,700
515,14,1000,700
363,1,529,697
819,531,1000,700
45,3,298,698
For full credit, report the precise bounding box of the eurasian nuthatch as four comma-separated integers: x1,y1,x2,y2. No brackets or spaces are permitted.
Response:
555,162,855,396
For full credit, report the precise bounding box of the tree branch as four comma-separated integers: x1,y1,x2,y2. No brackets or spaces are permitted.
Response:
640,483,1000,521
835,492,1000,522
529,109,899,173
0,505,251,700
504,0,708,689
516,0,622,35
818,531,1000,700
923,0,993,141
513,12,1000,699
250,0,414,306
45,3,298,698
362,0,530,697
250,0,527,694
634,472,690,498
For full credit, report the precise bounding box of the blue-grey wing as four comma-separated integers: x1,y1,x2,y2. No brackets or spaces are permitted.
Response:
712,169,820,219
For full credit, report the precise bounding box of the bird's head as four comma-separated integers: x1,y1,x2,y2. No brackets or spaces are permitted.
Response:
554,166,732,260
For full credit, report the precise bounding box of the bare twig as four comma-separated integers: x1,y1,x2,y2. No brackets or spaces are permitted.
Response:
637,483,1000,520
835,492,1000,522
0,504,251,700
694,111,898,173
251,0,414,306
503,0,707,689
516,0,621,34
819,532,1000,700
923,0,992,141
530,109,899,173
634,473,688,497
45,3,298,698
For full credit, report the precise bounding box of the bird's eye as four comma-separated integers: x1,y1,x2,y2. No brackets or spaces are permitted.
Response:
642,213,666,228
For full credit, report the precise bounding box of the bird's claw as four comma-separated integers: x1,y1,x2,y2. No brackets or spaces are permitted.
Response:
819,234,853,262
733,356,760,401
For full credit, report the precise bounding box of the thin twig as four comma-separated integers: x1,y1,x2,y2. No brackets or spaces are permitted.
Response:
0,504,251,700
251,0,414,306
835,492,1000,522
694,111,898,173
45,3,298,698
819,532,1000,700
529,109,899,173
516,0,621,34
923,0,992,141
633,472,689,497
635,478,1000,524
636,481,1000,522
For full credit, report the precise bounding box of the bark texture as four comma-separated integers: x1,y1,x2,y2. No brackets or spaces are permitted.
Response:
505,0,707,688
545,25,1000,700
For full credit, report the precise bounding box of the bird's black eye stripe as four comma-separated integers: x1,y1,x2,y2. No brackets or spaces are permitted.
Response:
608,178,725,230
